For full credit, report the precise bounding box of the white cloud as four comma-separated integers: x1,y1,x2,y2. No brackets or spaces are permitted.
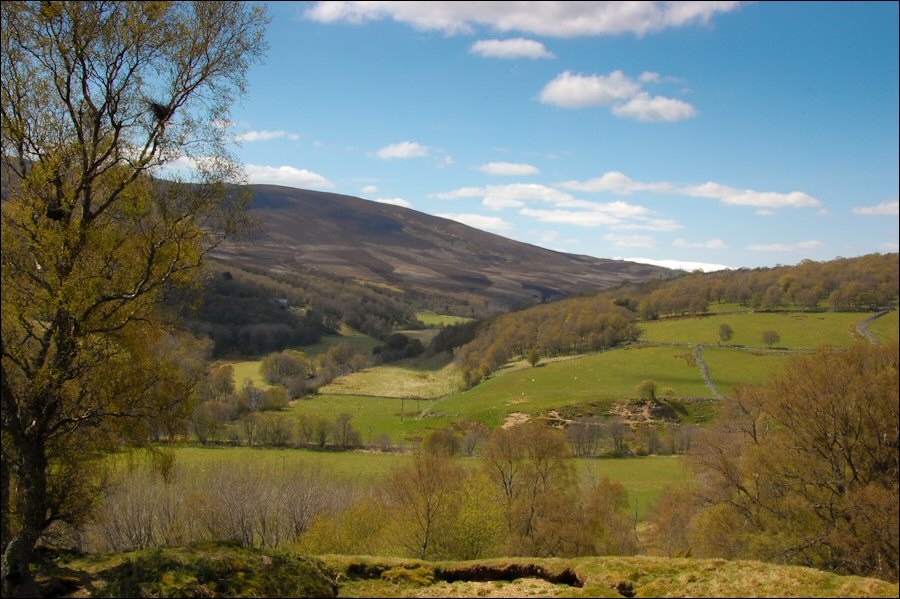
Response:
611,92,697,122
539,71,696,122
479,161,540,176
852,199,899,216
234,130,296,142
430,183,574,205
613,218,683,232
305,2,742,37
435,212,513,232
375,141,429,159
520,208,620,227
680,181,822,208
673,238,729,249
563,171,822,210
755,209,776,216
375,197,413,208
604,234,658,248
560,171,672,194
639,71,661,83
616,257,732,272
361,185,379,195
746,240,825,252
470,38,554,59
879,242,900,252
244,164,334,189
539,70,641,109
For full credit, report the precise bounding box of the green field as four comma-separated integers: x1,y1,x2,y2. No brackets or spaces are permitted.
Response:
431,346,712,428
701,347,792,394
578,455,688,516
415,311,474,327
168,446,685,516
869,310,898,344
229,358,270,388
640,311,872,348
170,445,410,480
319,353,458,399
285,394,441,444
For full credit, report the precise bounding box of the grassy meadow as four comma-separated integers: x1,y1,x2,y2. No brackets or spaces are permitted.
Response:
415,311,475,327
639,311,873,348
431,345,712,428
166,445,686,516
869,309,899,344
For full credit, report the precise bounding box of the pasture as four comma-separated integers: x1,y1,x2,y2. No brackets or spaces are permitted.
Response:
431,345,712,428
639,311,873,348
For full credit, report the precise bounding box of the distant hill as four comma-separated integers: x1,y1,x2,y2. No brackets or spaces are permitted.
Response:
210,185,669,313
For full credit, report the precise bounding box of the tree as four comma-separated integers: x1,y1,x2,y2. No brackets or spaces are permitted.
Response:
637,379,657,402
718,323,733,345
692,343,899,580
0,2,267,594
526,347,541,368
761,329,780,348
384,450,464,560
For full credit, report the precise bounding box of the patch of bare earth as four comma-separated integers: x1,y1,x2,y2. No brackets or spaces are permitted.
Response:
410,578,561,598
502,412,531,428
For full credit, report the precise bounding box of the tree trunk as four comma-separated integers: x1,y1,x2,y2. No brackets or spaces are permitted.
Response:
1,440,48,598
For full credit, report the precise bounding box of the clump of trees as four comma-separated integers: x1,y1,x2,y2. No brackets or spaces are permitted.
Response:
372,333,425,363
183,273,328,356
298,421,638,561
633,253,897,318
653,342,899,581
454,298,640,386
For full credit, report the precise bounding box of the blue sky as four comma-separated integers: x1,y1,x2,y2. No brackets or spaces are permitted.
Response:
222,1,899,271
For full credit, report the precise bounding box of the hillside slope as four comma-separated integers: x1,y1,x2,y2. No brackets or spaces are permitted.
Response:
210,185,667,311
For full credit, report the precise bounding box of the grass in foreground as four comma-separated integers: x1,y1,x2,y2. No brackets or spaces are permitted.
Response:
41,546,898,598
322,554,898,598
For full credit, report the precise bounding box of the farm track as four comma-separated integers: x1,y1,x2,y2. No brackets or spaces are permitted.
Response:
855,308,895,344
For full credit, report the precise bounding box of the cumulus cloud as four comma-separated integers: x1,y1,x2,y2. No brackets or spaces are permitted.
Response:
639,71,662,83
361,185,379,194
539,71,696,122
604,234,658,249
234,129,298,142
375,197,413,208
560,171,672,194
244,164,334,189
470,38,554,59
566,171,822,210
539,70,641,109
616,257,732,272
375,141,429,159
852,199,899,216
613,218,683,232
435,212,513,232
430,183,573,205
681,182,821,208
746,240,825,252
520,208,620,227
305,2,741,37
673,238,729,249
479,161,541,176
611,92,697,122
